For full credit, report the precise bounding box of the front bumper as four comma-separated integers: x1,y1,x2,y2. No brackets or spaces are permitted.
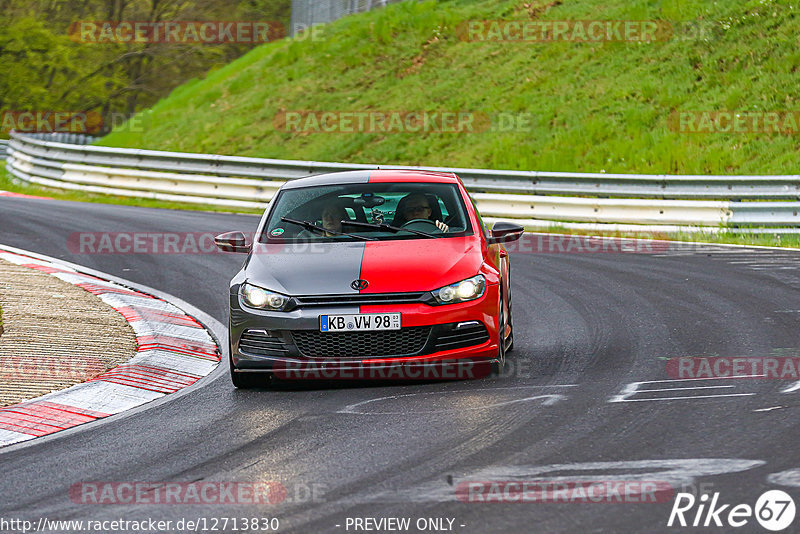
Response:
228,285,501,377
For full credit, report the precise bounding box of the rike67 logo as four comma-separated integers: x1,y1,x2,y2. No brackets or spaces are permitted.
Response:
668,490,796,531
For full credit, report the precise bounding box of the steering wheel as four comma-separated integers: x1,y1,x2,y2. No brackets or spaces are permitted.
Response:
401,218,444,233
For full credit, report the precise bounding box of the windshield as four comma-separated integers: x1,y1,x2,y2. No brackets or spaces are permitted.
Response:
260,182,473,242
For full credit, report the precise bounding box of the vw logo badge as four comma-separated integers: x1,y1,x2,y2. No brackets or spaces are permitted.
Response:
351,279,369,290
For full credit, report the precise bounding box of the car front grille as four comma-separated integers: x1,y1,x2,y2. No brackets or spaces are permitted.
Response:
238,329,290,357
293,292,428,308
433,322,490,352
291,327,431,359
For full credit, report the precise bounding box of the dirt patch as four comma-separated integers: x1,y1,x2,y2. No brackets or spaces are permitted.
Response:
519,0,563,19
0,259,137,407
398,34,442,79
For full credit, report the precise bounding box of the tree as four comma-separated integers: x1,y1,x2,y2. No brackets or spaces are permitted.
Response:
0,0,290,135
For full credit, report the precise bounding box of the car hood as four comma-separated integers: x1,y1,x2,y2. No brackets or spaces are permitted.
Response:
245,237,484,295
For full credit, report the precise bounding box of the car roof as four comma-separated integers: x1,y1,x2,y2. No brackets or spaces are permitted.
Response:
280,169,460,189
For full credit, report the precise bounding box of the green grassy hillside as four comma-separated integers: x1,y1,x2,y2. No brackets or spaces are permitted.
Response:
99,0,800,175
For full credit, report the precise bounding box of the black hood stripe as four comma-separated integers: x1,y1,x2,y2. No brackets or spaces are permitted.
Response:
246,242,366,296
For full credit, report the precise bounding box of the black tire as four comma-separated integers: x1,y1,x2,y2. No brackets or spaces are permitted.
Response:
506,284,515,353
491,301,507,376
230,369,268,389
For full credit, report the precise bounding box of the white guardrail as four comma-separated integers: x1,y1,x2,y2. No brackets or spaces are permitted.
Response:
5,131,800,233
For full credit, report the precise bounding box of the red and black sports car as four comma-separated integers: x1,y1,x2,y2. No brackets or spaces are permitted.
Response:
215,170,523,388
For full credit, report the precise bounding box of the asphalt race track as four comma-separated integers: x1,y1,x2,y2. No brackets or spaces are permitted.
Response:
1,195,799,533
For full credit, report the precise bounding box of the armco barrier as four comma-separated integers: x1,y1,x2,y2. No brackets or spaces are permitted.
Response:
290,0,406,36
5,131,800,232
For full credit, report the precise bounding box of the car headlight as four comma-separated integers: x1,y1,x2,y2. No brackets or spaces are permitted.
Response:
432,275,486,304
241,283,290,310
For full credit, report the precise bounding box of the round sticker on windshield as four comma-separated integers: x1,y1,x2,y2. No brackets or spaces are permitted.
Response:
270,228,285,236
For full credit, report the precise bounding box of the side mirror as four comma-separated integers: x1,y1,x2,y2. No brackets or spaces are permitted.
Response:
487,221,524,244
215,231,251,253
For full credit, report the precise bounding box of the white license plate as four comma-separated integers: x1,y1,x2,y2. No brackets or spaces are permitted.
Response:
320,313,401,332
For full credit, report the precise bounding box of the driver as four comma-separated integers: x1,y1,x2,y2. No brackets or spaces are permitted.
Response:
395,193,449,232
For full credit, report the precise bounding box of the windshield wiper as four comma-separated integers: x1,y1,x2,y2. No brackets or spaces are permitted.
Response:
342,220,439,239
280,217,375,241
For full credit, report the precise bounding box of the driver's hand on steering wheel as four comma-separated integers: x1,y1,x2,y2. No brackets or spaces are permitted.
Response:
435,220,449,232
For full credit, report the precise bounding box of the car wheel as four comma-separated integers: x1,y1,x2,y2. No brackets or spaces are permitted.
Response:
506,285,514,353
491,298,507,376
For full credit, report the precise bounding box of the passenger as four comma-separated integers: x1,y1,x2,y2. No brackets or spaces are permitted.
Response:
292,201,349,239
320,202,348,236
